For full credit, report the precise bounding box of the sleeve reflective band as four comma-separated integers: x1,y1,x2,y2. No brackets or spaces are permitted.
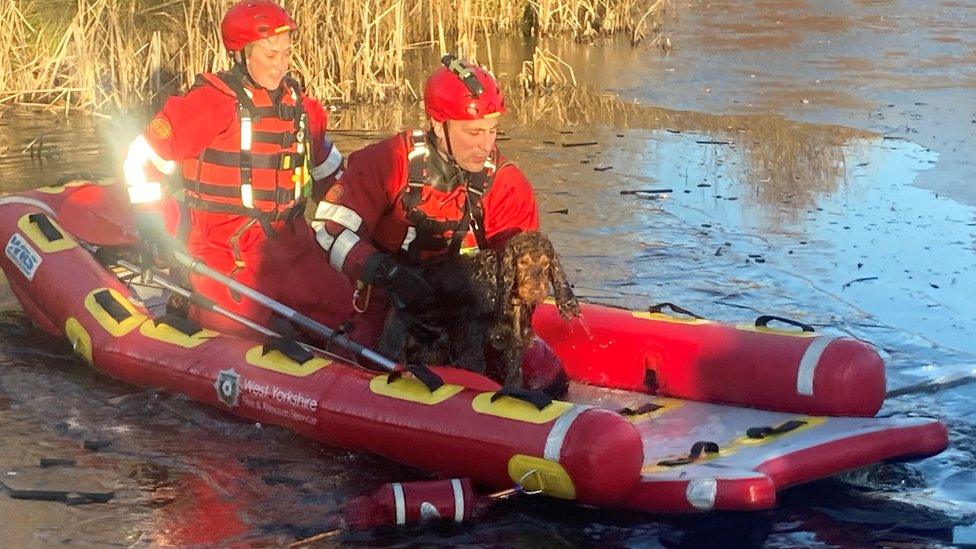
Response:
127,182,163,205
316,200,363,232
330,229,360,271
123,135,173,205
312,144,343,181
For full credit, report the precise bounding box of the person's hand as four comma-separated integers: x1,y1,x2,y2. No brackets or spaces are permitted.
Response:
134,210,184,268
363,254,432,311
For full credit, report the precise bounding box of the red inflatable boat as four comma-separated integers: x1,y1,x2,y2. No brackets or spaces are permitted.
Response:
0,181,948,513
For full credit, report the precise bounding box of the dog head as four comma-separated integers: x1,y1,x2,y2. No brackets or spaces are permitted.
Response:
499,231,580,318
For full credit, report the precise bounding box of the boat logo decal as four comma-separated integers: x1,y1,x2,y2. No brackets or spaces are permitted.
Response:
215,368,241,408
5,233,42,281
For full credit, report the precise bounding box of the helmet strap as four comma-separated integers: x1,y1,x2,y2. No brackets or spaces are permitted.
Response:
432,121,462,169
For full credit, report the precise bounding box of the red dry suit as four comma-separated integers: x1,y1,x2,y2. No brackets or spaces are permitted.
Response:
310,130,539,346
140,68,352,335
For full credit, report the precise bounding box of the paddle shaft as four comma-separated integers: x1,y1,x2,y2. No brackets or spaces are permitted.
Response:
173,251,399,372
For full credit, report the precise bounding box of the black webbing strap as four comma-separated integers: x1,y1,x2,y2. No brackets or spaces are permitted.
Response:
617,402,664,417
385,364,445,393
658,441,720,467
27,213,64,242
184,196,300,227
93,289,132,323
746,420,807,440
153,314,204,337
262,337,315,365
755,315,815,333
201,149,305,171
647,302,703,319
490,387,553,411
191,182,294,202
253,130,297,148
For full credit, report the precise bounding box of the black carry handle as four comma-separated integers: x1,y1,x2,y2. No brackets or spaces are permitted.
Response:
657,440,720,467
617,402,664,417
647,302,703,319
490,387,554,411
746,420,807,440
263,337,316,365
153,313,204,337
92,289,132,323
28,213,64,242
385,365,446,393
755,315,815,333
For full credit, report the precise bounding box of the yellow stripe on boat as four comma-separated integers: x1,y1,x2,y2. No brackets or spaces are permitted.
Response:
735,323,818,337
34,180,98,194
632,311,712,325
472,392,572,424
140,320,218,349
508,455,576,499
245,346,333,376
369,374,464,405
84,288,146,337
729,416,824,447
17,214,76,253
65,317,92,364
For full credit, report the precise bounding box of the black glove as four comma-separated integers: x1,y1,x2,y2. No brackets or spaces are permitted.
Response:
135,210,184,267
363,253,432,311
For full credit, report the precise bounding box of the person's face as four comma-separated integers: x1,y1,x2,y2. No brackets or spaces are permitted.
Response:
433,117,499,172
245,32,292,90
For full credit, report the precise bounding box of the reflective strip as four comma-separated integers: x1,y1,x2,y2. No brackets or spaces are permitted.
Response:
483,157,496,171
316,201,362,232
240,117,252,151
240,183,254,209
451,478,465,522
313,228,336,252
408,146,429,161
311,144,343,181
797,335,837,396
330,229,359,271
686,478,717,510
392,483,406,525
127,183,162,205
123,135,174,200
401,226,417,252
543,405,591,461
0,197,56,216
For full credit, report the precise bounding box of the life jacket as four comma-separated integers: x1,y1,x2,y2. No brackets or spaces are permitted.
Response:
180,70,311,223
389,130,505,263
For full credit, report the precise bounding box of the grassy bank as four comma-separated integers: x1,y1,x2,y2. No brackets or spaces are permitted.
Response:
0,0,668,112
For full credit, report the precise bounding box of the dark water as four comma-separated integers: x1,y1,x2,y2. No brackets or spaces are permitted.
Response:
3,0,976,546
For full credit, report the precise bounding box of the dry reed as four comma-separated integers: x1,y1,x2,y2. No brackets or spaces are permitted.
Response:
0,0,670,112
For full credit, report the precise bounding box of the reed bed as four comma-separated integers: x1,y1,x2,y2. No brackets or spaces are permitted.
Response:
0,0,671,112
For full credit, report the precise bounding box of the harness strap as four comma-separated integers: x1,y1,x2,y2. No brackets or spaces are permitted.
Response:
399,130,500,259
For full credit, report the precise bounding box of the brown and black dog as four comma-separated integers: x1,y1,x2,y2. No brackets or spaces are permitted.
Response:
376,231,580,390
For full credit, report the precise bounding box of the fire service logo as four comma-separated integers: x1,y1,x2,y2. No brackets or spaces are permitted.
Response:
214,369,240,408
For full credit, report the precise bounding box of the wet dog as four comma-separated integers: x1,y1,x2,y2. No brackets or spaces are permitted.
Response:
376,231,580,389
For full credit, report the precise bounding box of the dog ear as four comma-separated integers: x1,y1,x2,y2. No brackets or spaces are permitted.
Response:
499,236,521,301
544,238,581,319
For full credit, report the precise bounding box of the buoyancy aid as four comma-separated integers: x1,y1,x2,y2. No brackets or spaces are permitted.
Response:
180,69,312,221
385,130,505,262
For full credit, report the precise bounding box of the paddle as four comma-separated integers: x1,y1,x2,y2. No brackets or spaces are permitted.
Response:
54,182,442,388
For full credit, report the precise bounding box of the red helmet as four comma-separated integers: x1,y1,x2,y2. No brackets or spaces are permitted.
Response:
221,0,297,53
424,56,506,122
